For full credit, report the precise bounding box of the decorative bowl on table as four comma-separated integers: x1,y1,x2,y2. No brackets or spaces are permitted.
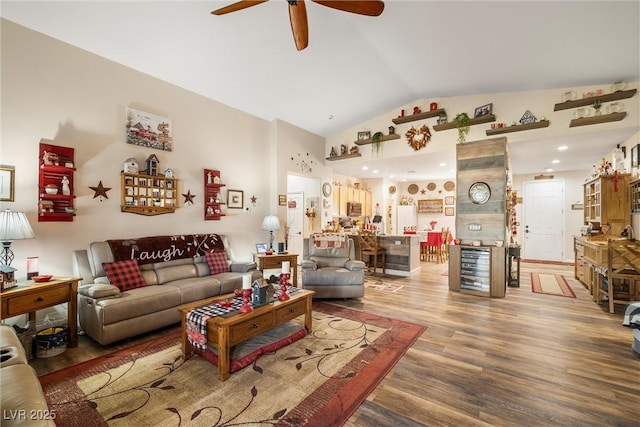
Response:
219,299,234,308
32,275,53,282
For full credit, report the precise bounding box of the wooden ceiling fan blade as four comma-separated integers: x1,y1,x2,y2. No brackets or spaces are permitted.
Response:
289,0,309,51
211,0,269,15
312,0,384,16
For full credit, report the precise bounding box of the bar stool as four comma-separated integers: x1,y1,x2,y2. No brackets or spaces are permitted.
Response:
358,230,386,275
604,239,640,313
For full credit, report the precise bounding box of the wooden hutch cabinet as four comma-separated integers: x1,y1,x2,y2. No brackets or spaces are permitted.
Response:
203,169,225,220
583,173,630,236
38,141,76,222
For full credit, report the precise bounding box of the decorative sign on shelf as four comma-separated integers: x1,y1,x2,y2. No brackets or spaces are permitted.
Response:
417,199,443,214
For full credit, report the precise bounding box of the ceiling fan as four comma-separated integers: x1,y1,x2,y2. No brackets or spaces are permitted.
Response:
212,0,385,51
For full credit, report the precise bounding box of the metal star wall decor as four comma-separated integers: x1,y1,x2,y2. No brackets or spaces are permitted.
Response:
89,181,111,200
182,190,195,205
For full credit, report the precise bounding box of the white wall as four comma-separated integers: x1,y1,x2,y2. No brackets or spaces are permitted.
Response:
0,20,320,278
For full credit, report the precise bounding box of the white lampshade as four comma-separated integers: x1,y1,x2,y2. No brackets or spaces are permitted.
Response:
261,215,281,232
0,209,35,267
0,210,35,241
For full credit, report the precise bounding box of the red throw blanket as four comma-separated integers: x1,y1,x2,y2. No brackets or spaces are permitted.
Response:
106,234,225,265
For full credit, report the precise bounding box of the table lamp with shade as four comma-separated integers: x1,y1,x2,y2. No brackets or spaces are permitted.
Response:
0,209,36,267
261,214,281,252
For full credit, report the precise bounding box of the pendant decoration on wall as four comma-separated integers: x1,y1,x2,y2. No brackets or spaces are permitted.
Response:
89,181,111,201
291,153,315,174
182,190,196,205
405,125,431,151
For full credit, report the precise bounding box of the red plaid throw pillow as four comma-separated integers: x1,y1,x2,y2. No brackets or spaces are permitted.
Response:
103,259,147,291
205,251,230,275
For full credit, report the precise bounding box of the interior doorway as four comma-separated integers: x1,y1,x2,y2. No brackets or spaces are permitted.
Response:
522,179,565,261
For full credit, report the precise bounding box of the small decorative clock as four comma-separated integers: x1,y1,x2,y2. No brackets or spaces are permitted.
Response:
468,182,491,204
322,182,332,197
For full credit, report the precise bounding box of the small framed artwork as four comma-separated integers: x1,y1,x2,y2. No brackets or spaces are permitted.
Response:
255,243,268,254
445,196,455,206
445,207,455,216
227,189,244,209
357,131,371,141
278,194,287,206
632,144,639,168
0,165,15,202
474,103,493,118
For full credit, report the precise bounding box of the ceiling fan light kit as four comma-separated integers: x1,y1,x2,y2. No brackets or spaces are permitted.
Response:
212,0,385,51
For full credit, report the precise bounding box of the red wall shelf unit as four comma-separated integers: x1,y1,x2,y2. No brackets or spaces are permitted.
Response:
38,141,76,222
204,169,225,220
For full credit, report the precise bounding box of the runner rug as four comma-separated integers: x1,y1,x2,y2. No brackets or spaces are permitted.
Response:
530,273,576,298
40,302,425,427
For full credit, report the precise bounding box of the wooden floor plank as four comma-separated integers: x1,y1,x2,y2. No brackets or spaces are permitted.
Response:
30,261,640,426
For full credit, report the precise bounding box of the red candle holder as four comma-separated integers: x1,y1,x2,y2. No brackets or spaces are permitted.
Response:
239,288,253,313
278,273,290,301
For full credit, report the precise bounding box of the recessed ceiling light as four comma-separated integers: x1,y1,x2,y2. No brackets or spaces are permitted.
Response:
389,174,395,178
372,170,379,174
545,167,554,172
439,162,446,167
361,166,368,170
401,178,407,182
557,145,568,151
551,159,560,164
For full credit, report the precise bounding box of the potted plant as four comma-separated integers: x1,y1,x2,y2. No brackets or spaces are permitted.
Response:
455,113,470,143
371,131,384,156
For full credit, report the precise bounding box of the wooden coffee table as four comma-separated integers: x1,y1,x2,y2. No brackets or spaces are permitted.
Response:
178,289,314,381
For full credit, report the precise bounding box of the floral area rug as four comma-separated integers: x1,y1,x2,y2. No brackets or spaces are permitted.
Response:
40,302,425,427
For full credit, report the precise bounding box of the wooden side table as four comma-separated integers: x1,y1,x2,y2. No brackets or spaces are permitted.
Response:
1,277,81,348
253,253,299,286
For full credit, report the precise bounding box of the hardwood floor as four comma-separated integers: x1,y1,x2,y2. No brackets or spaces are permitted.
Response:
31,261,639,426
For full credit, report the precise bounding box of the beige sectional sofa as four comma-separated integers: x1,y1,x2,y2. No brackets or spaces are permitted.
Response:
0,324,55,427
72,234,262,345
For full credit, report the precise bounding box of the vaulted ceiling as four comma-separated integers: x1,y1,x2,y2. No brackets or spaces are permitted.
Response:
2,1,639,179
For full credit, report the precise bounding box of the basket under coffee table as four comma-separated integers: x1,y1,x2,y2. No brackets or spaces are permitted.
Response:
178,289,314,381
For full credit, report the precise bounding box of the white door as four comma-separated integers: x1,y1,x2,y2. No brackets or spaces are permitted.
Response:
287,191,304,261
523,180,564,261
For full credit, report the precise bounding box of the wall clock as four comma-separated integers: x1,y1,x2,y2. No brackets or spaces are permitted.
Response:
322,182,332,197
468,182,491,204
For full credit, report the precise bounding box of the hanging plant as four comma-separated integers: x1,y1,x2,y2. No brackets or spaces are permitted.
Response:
455,113,471,143
371,131,384,156
405,125,431,151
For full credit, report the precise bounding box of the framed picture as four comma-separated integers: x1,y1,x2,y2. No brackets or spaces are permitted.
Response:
632,144,639,168
445,207,455,216
255,243,268,254
227,189,244,209
357,131,371,141
278,194,287,206
126,107,173,151
0,165,15,202
474,103,493,118
445,196,455,205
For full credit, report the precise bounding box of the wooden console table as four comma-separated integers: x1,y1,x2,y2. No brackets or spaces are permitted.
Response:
178,289,314,381
253,253,299,286
0,277,81,348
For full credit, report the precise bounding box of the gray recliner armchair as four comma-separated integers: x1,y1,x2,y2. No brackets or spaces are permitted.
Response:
301,234,366,298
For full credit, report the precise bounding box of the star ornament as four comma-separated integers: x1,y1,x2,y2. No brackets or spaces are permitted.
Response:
182,190,196,205
89,181,111,200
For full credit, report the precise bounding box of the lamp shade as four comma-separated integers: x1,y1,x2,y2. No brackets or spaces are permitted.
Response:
261,215,281,232
0,210,35,241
